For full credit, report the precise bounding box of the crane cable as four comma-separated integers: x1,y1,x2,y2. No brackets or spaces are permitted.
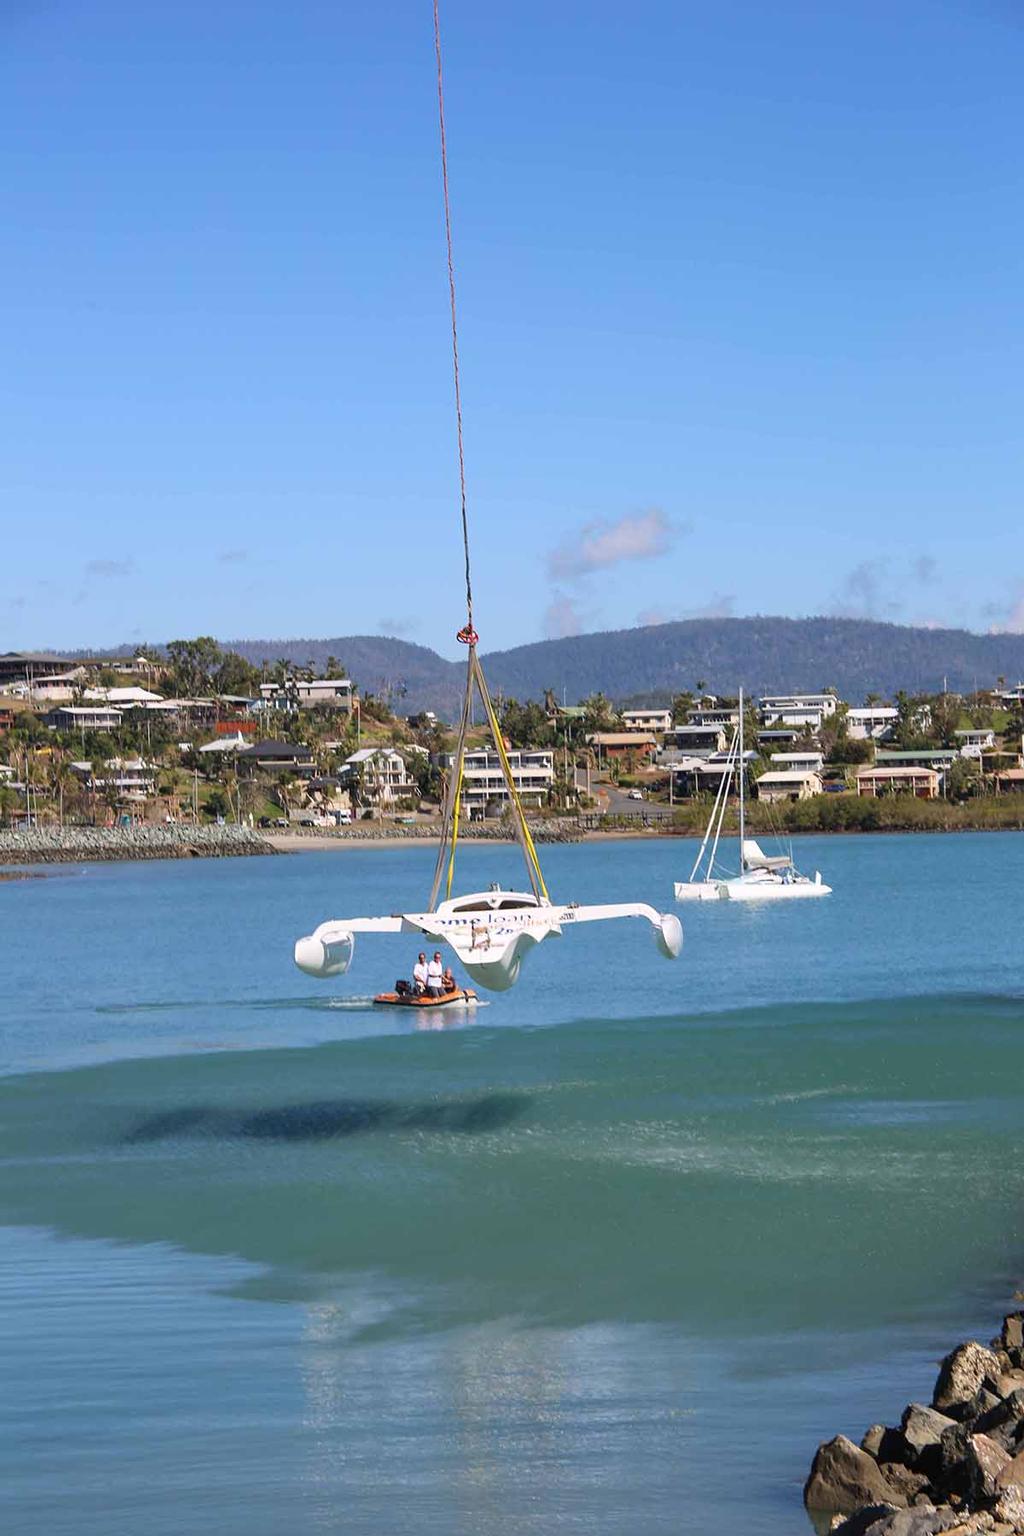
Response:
433,0,475,644
427,0,549,911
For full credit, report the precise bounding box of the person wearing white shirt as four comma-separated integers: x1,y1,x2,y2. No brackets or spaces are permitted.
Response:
412,953,429,994
426,952,444,998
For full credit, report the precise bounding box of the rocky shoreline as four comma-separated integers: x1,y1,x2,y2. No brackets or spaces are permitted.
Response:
272,818,585,844
806,1314,1024,1534
0,825,276,865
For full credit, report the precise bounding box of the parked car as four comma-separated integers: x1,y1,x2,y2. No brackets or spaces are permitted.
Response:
628,788,644,801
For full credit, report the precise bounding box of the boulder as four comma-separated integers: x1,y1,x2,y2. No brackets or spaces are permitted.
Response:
807,1435,909,1517
830,1506,902,1536
996,1447,1024,1492
935,1345,1004,1417
892,1405,960,1474
1003,1318,1024,1354
962,1392,1005,1429
963,1434,1012,1503
832,1507,965,1535
939,1424,975,1493
993,1483,1024,1530
881,1463,935,1503
860,1425,887,1456
974,1391,1024,1453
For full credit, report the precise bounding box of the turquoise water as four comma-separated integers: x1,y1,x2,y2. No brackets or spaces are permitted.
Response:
1,834,1023,1534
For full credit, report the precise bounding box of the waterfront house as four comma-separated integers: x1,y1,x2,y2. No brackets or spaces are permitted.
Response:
82,686,164,707
846,706,899,741
586,732,658,763
856,765,940,799
45,705,125,732
438,747,554,813
621,708,672,734
342,747,422,809
769,750,825,775
955,728,995,758
875,748,957,773
754,769,823,803
237,739,314,775
0,652,76,687
259,679,355,713
687,706,740,729
670,751,758,798
661,724,727,755
759,693,838,730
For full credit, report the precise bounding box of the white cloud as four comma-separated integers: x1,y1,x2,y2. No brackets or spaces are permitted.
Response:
548,508,677,581
544,591,588,639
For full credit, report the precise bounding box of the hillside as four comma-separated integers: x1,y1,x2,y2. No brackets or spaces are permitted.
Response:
224,617,1024,718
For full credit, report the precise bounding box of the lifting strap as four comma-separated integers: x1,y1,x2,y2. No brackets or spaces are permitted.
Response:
428,647,550,911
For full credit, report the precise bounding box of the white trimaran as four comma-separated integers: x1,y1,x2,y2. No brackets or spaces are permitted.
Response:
673,689,831,903
293,2,683,994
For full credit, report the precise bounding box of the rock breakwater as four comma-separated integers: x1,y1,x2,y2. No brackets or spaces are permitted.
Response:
276,819,584,844
0,825,276,864
806,1315,1024,1534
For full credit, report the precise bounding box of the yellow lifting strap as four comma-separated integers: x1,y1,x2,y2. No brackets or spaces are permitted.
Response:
428,646,550,911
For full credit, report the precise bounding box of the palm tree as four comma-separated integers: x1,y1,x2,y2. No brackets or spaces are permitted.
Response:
49,755,78,828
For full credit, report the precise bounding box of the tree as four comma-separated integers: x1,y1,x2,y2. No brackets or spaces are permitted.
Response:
501,697,553,748
671,691,695,724
581,692,620,733
214,649,261,697
165,637,224,697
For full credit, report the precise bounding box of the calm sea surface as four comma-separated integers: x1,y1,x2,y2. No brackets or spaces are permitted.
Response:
2,833,1023,1535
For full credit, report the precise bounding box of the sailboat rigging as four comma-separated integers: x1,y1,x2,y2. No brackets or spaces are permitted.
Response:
673,688,831,903
293,1,683,992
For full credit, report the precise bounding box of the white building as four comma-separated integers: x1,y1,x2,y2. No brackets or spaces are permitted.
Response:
758,702,825,732
343,747,421,808
439,748,554,812
687,707,739,728
846,706,899,741
955,728,996,759
45,705,124,731
72,757,158,801
621,708,672,734
754,769,823,803
83,686,165,706
197,733,249,756
260,679,354,713
769,750,825,774
760,693,839,720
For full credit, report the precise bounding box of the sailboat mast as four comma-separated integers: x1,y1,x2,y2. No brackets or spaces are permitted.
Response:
738,685,745,869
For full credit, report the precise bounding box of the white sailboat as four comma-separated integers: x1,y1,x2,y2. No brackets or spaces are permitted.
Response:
673,689,831,903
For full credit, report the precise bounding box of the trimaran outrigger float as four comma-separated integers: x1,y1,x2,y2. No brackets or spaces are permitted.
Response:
294,2,682,996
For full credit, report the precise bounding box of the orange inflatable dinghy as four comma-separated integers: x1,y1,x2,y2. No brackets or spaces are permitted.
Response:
373,988,477,1008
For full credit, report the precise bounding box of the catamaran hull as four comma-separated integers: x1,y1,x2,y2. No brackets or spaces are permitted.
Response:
674,876,831,903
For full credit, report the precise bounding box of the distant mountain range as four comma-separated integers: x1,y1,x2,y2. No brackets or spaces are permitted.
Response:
221,617,1024,718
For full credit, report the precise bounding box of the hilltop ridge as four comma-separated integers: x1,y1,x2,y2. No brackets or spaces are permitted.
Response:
220,616,1024,717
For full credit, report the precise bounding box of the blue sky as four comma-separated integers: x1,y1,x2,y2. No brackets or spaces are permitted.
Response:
2,0,1022,657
